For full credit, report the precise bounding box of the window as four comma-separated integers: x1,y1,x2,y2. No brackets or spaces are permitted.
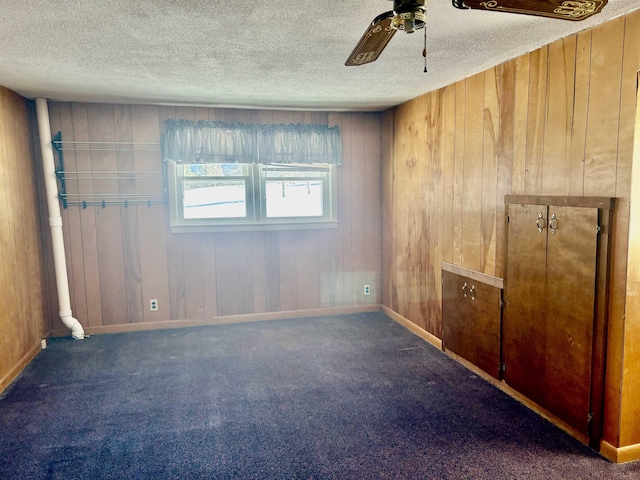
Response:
167,161,338,232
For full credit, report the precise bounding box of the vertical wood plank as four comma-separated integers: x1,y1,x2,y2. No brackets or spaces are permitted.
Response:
202,233,218,318
279,231,297,312
524,47,548,195
453,80,466,266
71,103,103,327
0,89,21,366
406,96,424,328
495,60,516,279
114,104,144,324
236,232,254,315
351,113,366,305
364,113,382,305
394,102,409,317
568,30,592,197
461,72,484,272
381,109,394,307
429,92,444,335
340,113,354,306
215,233,239,316
252,232,266,314
295,230,320,310
264,231,281,312
512,54,530,195
583,18,624,196
482,67,499,275
542,36,577,196
131,105,170,322
0,90,14,370
87,103,128,325
442,85,456,266
14,96,39,343
5,91,29,353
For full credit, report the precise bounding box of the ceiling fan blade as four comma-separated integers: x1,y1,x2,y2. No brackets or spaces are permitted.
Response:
345,12,396,66
455,0,608,21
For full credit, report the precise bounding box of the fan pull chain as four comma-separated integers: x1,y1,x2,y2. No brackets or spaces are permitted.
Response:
423,25,427,73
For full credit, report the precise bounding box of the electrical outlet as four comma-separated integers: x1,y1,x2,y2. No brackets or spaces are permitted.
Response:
363,284,371,296
150,299,158,311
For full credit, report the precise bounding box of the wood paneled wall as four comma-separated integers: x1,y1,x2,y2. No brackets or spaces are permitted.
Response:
382,11,640,449
0,88,51,391
43,105,382,333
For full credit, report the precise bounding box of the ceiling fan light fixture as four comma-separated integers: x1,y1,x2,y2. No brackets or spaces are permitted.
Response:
390,0,427,32
391,11,427,32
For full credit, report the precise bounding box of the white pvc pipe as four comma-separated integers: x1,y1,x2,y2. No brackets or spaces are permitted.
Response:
35,98,85,340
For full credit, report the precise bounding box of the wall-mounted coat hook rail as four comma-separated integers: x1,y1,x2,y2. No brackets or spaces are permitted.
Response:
60,193,165,209
71,199,165,209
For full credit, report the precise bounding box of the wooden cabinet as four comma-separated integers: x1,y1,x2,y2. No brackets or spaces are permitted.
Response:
442,263,503,379
441,196,613,450
503,195,613,447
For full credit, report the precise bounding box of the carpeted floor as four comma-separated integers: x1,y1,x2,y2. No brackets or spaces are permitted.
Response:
1,312,639,479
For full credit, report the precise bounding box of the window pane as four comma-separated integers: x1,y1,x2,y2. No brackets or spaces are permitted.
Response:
265,180,323,218
183,180,247,219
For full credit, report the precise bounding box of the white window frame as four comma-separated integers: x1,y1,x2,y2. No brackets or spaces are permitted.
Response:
167,161,338,233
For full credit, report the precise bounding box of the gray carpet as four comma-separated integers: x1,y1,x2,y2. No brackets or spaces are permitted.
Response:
1,312,639,479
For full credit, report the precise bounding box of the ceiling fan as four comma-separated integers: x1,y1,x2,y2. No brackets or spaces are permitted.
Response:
345,0,608,66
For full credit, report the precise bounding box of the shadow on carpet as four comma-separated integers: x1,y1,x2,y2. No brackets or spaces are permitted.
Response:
1,312,639,479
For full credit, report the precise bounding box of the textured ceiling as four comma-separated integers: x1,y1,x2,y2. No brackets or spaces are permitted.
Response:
0,0,639,111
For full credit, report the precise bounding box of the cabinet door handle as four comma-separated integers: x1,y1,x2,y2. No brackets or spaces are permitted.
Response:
549,213,558,235
536,212,546,233
462,282,468,298
469,285,476,301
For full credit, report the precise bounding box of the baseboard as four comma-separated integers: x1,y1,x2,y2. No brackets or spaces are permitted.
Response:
381,305,442,349
600,440,640,463
0,342,43,395
49,305,382,337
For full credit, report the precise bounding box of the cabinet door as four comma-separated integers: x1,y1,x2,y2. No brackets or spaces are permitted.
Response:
442,271,502,378
503,204,549,406
503,203,599,434
543,205,598,433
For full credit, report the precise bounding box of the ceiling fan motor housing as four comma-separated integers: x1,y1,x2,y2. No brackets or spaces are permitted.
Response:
391,0,427,33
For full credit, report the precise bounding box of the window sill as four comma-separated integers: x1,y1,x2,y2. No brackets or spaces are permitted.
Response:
170,221,338,234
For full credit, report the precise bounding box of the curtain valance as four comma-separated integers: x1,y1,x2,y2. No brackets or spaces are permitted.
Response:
163,119,342,165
